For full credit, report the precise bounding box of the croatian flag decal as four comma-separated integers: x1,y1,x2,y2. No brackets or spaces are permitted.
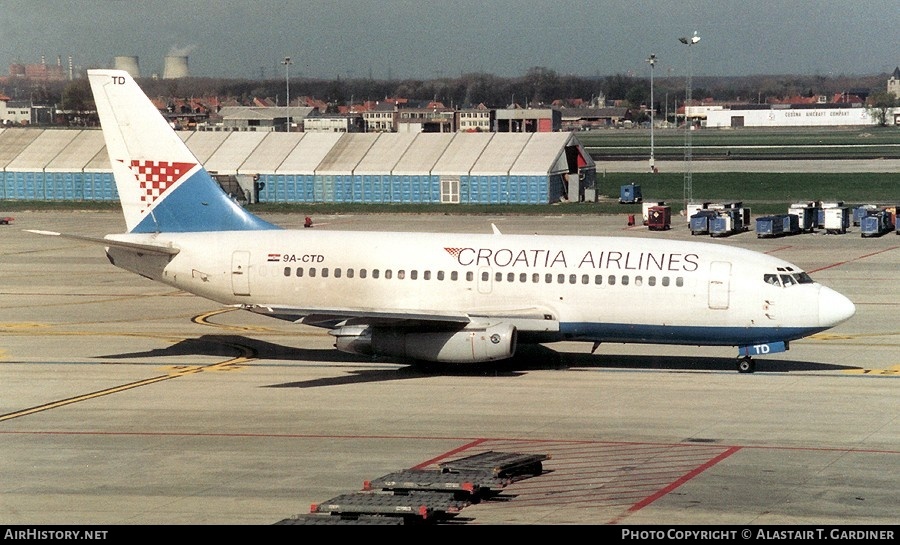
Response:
126,160,195,208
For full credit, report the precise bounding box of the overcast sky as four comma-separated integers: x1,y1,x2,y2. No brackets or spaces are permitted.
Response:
3,0,899,81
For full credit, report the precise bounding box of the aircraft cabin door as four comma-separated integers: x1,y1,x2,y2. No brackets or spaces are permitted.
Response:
708,261,731,310
231,251,251,296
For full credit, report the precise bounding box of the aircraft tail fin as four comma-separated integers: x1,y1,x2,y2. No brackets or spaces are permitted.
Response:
87,69,278,233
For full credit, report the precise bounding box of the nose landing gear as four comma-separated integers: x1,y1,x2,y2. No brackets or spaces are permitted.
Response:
737,356,756,374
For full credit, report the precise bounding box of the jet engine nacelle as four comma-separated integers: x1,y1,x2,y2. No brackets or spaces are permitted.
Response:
331,323,517,363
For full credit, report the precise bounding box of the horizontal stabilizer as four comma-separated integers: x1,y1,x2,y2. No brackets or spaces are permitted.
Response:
25,230,180,256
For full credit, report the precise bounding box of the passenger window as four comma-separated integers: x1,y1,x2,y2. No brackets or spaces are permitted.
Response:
608,275,616,285
321,268,329,278
372,269,379,279
482,271,489,281
557,274,566,284
309,268,317,278
634,276,643,286
545,273,553,283
347,269,354,278
296,268,303,277
495,272,503,281
410,270,418,280
532,273,540,283
569,274,576,284
581,274,589,285
648,276,655,286
437,271,444,281
283,267,291,277
594,274,603,285
622,275,629,285
385,270,393,279
422,271,429,280
676,277,684,287
397,270,405,280
508,272,515,282
360,269,367,279
334,268,341,278
465,271,473,281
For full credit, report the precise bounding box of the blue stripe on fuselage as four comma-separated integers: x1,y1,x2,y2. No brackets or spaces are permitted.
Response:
559,322,825,346
130,170,279,233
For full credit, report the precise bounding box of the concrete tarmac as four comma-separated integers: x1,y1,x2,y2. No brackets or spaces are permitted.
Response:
0,209,897,526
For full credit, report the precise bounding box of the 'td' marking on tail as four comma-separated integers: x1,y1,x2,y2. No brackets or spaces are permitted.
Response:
125,160,196,207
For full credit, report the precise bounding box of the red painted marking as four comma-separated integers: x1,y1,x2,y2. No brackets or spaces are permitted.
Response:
627,446,741,512
409,438,488,469
809,246,899,273
765,243,898,273
763,245,794,255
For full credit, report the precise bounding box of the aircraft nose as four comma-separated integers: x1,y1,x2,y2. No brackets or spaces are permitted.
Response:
819,286,856,327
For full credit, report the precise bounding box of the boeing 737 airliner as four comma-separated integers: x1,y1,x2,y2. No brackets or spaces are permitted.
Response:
30,70,856,373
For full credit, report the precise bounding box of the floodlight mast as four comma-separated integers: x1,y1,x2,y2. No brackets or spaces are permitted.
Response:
646,54,657,172
282,56,293,132
678,32,700,215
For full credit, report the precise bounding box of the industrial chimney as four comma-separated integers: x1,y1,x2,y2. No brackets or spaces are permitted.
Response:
114,56,141,78
162,55,189,79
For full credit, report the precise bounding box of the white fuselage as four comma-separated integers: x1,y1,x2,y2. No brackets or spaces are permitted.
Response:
105,229,850,350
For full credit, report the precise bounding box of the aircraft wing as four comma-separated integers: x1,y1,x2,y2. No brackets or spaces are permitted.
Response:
26,230,181,256
243,304,560,332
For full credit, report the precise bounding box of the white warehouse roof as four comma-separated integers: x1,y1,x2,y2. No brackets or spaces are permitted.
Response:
0,129,594,181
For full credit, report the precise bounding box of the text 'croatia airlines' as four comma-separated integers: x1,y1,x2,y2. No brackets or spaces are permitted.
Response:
29,70,856,373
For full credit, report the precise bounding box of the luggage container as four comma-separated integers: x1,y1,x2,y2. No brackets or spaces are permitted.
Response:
860,211,892,238
852,204,877,226
755,215,784,238
822,205,850,234
883,205,899,231
619,183,642,204
647,205,671,231
788,203,817,232
783,213,800,235
685,202,714,223
690,209,717,235
739,207,751,231
710,211,734,237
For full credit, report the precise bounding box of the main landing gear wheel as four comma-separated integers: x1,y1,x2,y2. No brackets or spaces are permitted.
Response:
737,357,756,374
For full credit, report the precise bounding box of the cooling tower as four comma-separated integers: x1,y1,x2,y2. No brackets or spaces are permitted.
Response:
163,55,189,79
114,56,141,78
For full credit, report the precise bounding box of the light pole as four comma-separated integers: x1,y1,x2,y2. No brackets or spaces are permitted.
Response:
646,54,657,172
678,31,700,214
282,56,293,131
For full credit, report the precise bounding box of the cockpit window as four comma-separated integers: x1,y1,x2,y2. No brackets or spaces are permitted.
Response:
766,270,814,288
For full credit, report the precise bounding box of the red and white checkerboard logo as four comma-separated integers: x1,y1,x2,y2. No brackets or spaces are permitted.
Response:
126,160,195,207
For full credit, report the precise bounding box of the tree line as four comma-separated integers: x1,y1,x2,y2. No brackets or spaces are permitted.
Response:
14,66,898,125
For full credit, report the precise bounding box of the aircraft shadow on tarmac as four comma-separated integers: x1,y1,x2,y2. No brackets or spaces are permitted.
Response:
98,334,860,389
